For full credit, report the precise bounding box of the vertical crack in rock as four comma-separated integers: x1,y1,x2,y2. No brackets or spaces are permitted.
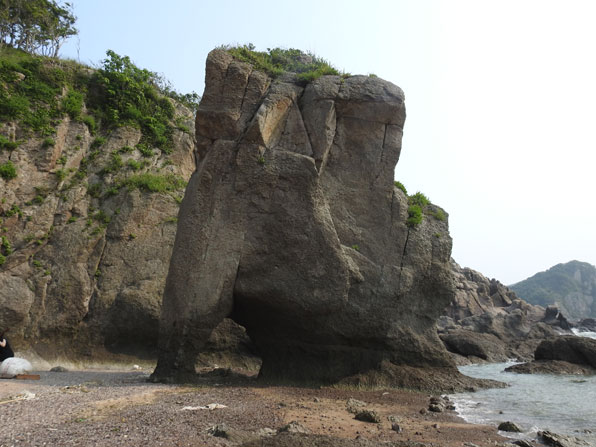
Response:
153,50,457,387
237,66,254,117
397,227,411,293
372,123,389,187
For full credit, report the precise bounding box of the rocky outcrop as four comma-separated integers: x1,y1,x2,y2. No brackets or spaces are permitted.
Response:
510,260,596,320
0,108,195,359
439,262,566,363
152,49,464,387
506,336,596,375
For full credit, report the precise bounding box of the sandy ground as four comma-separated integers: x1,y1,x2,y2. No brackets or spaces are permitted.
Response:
0,366,515,447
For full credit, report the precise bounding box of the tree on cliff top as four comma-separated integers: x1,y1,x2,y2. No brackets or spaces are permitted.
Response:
0,0,77,57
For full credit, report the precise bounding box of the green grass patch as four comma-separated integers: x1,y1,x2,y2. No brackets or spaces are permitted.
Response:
0,135,19,151
394,180,407,195
122,173,186,193
0,161,17,180
222,44,342,84
62,89,84,119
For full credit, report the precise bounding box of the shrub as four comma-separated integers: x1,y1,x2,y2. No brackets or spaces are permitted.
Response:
42,137,55,147
394,181,407,195
4,204,22,217
87,183,102,198
55,168,67,182
101,152,123,175
103,186,119,198
127,159,141,171
62,89,84,119
1,236,12,255
408,192,430,207
81,115,96,134
223,44,342,84
406,205,423,228
92,210,111,225
0,135,19,151
90,136,106,149
136,143,153,157
122,173,186,193
0,161,17,180
86,50,176,151
430,209,446,221
0,253,5,266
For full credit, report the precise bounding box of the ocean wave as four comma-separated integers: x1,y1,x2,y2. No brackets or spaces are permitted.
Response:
571,328,596,339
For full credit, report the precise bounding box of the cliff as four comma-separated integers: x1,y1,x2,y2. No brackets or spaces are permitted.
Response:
0,49,196,359
152,48,485,391
510,260,596,320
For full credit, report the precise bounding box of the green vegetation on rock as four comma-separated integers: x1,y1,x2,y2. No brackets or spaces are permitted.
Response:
0,160,17,179
394,180,407,195
406,204,423,228
122,173,186,193
222,44,342,84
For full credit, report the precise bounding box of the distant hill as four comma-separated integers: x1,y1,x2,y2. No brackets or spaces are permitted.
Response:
510,260,596,320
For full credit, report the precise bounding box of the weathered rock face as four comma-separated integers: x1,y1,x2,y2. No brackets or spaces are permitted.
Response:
439,262,566,363
0,109,195,358
153,50,457,384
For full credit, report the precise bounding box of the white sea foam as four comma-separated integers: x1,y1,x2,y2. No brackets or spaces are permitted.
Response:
572,328,596,339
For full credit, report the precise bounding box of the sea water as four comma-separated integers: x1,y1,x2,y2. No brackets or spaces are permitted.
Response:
450,332,596,445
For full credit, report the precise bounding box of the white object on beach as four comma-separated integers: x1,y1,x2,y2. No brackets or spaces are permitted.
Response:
181,403,228,411
0,357,33,376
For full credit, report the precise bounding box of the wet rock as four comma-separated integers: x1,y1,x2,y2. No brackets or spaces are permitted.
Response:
497,421,522,432
50,366,68,372
535,336,596,368
538,430,591,447
513,441,535,447
505,359,596,375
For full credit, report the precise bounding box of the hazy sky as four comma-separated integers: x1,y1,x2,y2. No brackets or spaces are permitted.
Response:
61,0,596,284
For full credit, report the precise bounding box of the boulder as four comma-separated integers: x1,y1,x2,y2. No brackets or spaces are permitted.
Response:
538,430,591,447
578,318,596,332
152,49,461,387
497,421,522,432
440,330,506,361
506,336,596,375
505,359,595,375
535,336,596,368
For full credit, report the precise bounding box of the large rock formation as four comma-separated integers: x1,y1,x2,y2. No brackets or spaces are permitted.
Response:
152,49,460,386
506,335,596,375
510,260,596,320
439,262,566,363
0,103,195,359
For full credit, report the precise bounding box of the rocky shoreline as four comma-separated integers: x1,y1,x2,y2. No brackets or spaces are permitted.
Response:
0,365,513,447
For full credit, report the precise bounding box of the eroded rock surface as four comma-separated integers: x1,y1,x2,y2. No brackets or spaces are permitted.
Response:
153,50,460,386
0,108,195,359
439,262,568,363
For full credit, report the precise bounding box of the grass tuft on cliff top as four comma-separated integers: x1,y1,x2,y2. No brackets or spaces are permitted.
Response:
221,44,344,84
